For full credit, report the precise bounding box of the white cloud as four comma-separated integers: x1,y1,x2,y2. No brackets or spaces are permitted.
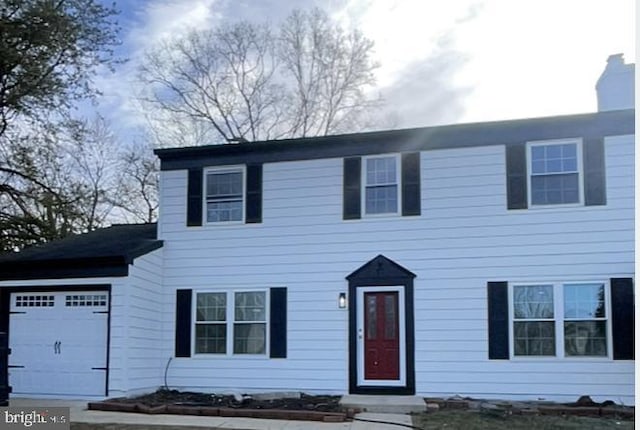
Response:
451,0,635,121
93,0,635,143
128,0,221,53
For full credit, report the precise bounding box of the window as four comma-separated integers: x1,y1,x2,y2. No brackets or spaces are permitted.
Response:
15,295,54,307
65,294,107,307
564,284,607,356
364,155,400,215
194,290,267,355
529,140,581,205
513,285,555,356
195,292,227,354
511,282,609,358
205,167,244,222
234,292,267,354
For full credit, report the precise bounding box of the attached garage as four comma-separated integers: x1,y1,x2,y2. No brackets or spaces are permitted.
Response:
0,223,163,399
9,290,109,396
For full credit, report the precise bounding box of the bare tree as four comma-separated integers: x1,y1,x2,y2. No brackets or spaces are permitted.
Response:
139,22,286,144
0,115,160,251
137,8,380,146
279,9,379,137
66,116,124,230
111,139,159,223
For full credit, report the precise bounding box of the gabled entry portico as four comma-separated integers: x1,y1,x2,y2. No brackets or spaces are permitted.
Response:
346,255,415,395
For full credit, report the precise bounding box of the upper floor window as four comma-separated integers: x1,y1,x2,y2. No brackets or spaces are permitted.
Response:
205,167,244,223
528,140,582,206
363,155,400,215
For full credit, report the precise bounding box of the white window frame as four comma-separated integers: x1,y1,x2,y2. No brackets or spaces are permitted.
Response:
526,138,584,208
232,290,269,356
194,292,228,355
511,284,556,357
361,154,401,217
508,281,612,360
203,165,246,224
193,289,269,357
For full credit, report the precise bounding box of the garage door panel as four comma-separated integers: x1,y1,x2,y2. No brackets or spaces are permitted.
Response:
9,291,109,397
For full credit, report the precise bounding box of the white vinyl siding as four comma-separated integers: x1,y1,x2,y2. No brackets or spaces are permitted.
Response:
158,133,633,402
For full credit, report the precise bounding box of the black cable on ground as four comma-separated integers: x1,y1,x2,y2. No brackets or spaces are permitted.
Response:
163,356,172,390
352,416,424,430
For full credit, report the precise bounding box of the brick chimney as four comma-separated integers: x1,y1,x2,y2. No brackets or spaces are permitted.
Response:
596,54,635,111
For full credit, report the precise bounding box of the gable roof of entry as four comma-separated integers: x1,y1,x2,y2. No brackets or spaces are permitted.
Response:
0,223,162,281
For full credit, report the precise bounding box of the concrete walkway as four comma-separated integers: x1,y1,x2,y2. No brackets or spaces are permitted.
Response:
9,398,415,430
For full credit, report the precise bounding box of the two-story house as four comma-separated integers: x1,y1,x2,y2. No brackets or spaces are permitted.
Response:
0,55,634,404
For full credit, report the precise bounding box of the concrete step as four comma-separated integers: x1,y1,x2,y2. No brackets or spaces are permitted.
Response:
340,394,426,414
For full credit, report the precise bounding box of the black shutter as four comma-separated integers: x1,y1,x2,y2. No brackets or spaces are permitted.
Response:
343,157,361,220
583,137,607,206
187,168,203,226
488,281,509,359
270,287,287,358
505,144,527,210
246,164,263,223
611,278,634,360
402,153,421,216
175,289,192,357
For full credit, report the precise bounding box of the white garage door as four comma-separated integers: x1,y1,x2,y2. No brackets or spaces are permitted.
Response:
8,291,109,397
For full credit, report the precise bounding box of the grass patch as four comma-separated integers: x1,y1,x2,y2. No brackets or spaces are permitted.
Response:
412,410,633,430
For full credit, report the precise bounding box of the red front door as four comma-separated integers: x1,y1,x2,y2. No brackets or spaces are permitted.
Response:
364,291,400,380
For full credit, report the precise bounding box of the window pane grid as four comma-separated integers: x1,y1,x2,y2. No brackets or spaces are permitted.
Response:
514,321,556,356
195,324,226,354
530,142,580,205
234,292,266,354
513,285,555,356
195,293,227,354
206,170,243,222
366,157,396,186
365,156,398,215
563,284,607,357
564,321,607,356
511,282,609,358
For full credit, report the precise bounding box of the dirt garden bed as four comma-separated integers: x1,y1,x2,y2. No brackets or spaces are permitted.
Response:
88,389,349,423
414,395,634,430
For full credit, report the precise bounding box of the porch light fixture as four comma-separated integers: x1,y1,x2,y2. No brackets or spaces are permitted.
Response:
338,293,347,309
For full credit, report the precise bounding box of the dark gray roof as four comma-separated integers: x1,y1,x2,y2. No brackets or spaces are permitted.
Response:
155,109,635,170
0,223,162,281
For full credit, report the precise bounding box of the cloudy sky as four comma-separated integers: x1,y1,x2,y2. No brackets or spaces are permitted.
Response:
96,0,635,141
